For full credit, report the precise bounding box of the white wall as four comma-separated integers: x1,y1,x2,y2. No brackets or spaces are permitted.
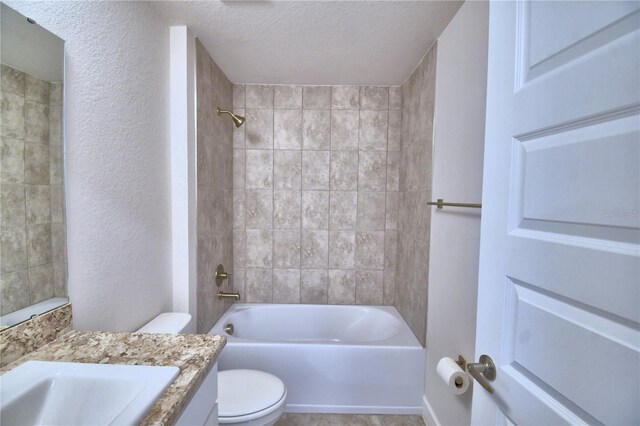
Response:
423,2,489,425
6,1,173,331
169,26,197,334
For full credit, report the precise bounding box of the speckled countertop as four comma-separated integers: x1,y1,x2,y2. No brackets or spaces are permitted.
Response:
1,330,226,425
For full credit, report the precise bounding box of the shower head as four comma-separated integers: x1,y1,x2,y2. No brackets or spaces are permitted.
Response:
217,108,245,128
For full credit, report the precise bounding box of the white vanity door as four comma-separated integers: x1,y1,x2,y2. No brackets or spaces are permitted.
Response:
176,362,218,426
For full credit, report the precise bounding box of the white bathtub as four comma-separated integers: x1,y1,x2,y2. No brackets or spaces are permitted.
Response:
208,303,425,414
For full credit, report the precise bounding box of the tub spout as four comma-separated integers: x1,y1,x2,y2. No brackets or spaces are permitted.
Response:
218,291,241,301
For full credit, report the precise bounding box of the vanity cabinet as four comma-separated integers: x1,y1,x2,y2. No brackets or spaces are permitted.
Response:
176,363,218,426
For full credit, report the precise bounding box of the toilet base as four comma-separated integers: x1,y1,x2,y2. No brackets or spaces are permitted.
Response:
218,403,285,425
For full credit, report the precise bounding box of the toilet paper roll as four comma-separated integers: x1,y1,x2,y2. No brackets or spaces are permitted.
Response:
437,357,470,395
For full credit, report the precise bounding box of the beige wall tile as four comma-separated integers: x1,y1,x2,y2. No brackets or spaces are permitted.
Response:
302,151,330,190
274,85,302,109
303,86,331,110
274,109,302,149
246,109,273,149
50,185,64,225
301,230,328,269
330,110,359,151
233,268,245,295
25,142,50,185
395,43,437,345
50,84,62,107
357,191,386,231
233,230,246,268
232,150,245,189
359,110,388,151
233,190,245,229
355,231,385,269
356,270,383,304
386,151,400,192
25,75,50,104
246,150,273,189
25,185,51,225
233,108,246,149
329,191,357,230
49,145,63,184
328,230,355,269
273,230,301,268
329,151,358,191
246,268,273,302
1,138,24,183
1,92,25,139
1,64,25,96
302,110,331,150
384,231,398,270
301,191,329,230
385,191,399,230
301,269,328,303
0,270,30,315
1,183,26,228
358,151,387,191
331,86,359,110
274,150,301,190
25,101,49,144
360,86,389,110
383,271,396,305
389,86,402,110
1,227,27,274
273,269,301,303
246,229,273,268
246,85,273,109
233,85,245,109
27,224,51,267
231,83,402,308
328,269,356,304
28,264,53,304
273,190,301,229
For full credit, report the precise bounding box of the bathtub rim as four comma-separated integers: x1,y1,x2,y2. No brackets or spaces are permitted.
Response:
209,303,424,348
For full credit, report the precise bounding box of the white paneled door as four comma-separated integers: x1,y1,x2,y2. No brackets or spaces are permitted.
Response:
473,1,640,425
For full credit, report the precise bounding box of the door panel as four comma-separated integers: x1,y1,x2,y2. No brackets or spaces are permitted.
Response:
474,1,640,424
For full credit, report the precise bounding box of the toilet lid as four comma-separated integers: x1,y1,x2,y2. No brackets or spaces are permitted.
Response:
218,369,286,418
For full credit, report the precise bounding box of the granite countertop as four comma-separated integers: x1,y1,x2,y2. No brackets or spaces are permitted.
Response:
2,330,226,425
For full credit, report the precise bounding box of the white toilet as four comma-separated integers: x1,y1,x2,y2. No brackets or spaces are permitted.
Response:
137,313,287,426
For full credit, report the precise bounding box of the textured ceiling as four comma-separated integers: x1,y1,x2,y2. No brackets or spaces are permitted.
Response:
150,1,463,85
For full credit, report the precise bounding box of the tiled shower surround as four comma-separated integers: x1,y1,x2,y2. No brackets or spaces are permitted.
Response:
232,84,402,305
195,41,234,333
397,44,437,346
0,64,66,316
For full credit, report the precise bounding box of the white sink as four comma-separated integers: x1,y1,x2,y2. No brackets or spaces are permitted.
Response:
0,361,179,425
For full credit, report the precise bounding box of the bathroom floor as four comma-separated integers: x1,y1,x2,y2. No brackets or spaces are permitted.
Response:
276,414,425,425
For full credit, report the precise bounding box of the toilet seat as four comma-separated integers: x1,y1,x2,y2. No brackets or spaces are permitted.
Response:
218,369,287,424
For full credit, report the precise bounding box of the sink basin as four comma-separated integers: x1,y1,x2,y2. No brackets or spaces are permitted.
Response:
0,361,179,425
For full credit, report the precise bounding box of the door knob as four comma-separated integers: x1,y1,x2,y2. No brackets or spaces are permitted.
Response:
467,354,496,393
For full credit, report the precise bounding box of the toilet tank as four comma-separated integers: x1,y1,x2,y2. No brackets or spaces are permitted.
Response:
137,313,192,334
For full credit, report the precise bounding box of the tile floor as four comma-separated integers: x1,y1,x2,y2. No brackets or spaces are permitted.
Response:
276,413,425,425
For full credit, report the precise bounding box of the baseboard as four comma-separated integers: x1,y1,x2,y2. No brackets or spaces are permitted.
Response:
286,404,422,415
421,395,441,426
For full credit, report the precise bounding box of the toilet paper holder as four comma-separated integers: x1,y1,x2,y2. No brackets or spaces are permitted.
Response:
454,356,467,389
455,355,467,370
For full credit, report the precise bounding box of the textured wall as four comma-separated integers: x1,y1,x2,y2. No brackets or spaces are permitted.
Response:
423,2,488,424
195,40,234,333
232,84,401,305
1,65,65,315
397,44,437,346
5,1,172,331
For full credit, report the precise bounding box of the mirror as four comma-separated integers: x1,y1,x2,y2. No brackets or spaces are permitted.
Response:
1,3,67,329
